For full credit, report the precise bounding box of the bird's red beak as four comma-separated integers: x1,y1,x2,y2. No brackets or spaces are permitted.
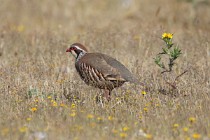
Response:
66,48,71,52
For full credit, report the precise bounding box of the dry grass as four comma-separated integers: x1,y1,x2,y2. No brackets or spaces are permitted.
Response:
0,0,210,139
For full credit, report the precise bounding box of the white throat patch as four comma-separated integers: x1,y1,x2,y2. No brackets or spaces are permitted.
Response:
76,51,86,62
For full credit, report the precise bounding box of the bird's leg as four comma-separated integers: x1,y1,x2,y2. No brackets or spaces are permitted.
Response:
103,89,111,102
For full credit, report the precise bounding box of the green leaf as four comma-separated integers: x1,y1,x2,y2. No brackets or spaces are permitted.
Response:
170,47,181,60
154,56,165,69
162,48,169,54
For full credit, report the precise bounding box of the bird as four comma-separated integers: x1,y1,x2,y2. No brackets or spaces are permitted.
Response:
66,43,138,101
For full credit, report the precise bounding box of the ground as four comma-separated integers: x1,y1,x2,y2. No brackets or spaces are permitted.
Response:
0,0,210,140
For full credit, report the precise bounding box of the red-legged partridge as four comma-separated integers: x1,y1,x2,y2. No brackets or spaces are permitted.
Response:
66,43,138,101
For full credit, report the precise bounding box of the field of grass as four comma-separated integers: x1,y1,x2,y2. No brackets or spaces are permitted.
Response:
0,0,210,139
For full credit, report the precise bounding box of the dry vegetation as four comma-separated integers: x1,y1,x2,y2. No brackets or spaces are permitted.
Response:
0,0,210,140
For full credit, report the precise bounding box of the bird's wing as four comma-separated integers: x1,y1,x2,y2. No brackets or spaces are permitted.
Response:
79,53,127,82
101,54,138,83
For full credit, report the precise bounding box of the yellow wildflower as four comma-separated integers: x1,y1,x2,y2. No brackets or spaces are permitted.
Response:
143,108,148,112
87,114,94,119
108,116,114,121
189,117,196,123
185,137,191,140
173,123,179,128
156,104,160,107
97,117,103,122
145,134,153,139
34,99,38,103
162,33,167,38
60,103,66,107
30,107,37,112
141,91,147,95
192,133,201,139
167,33,173,39
119,132,127,138
122,126,129,132
26,117,32,121
52,101,57,107
162,33,173,39
19,126,28,133
183,127,189,132
71,103,76,109
47,96,52,99
70,112,76,117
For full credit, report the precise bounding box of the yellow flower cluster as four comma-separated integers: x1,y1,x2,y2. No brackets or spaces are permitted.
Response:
145,134,153,139
173,123,179,128
108,116,114,121
143,107,148,112
19,126,28,133
192,133,201,139
122,126,129,132
70,112,76,117
47,96,52,99
97,117,103,122
60,103,67,107
71,103,76,109
26,117,32,121
52,100,58,107
141,91,147,95
119,132,127,138
30,107,37,112
189,117,196,123
87,114,94,119
183,127,189,132
162,33,173,39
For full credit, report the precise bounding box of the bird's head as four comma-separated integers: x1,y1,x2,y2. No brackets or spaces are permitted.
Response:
66,43,88,58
